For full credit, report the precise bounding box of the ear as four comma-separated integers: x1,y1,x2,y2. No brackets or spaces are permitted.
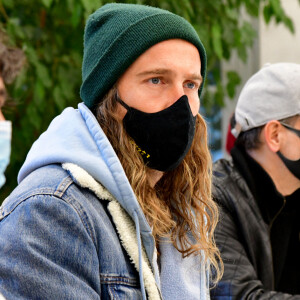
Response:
263,121,282,152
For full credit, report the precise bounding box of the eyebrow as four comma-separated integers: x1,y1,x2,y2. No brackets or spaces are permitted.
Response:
136,68,203,83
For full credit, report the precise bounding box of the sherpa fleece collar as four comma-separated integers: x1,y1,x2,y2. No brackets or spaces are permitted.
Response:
62,163,161,300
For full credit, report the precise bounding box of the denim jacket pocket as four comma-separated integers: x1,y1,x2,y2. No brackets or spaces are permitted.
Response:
101,275,142,299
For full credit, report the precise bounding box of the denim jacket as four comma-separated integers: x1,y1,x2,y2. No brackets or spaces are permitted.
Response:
0,103,209,299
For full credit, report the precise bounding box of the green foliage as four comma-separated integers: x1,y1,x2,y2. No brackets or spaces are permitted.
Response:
263,0,294,32
226,71,242,99
0,0,295,200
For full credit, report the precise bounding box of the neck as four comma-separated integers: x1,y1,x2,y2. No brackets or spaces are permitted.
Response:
248,148,300,196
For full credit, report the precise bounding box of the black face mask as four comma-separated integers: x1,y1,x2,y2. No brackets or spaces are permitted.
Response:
277,151,300,180
117,95,196,172
277,122,300,180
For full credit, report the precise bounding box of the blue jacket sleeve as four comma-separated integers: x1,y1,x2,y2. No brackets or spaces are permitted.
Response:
0,194,101,299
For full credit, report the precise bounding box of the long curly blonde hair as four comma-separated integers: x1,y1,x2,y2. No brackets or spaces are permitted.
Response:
95,86,223,284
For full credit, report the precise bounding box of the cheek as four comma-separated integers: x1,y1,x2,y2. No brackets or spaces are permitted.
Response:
116,103,128,121
189,97,200,116
281,138,300,160
295,140,300,159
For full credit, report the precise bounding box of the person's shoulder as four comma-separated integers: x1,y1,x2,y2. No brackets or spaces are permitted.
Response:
11,163,68,194
213,158,237,181
1,165,73,217
212,157,259,221
1,164,109,224
213,157,250,190
212,158,250,205
1,163,113,243
212,158,235,196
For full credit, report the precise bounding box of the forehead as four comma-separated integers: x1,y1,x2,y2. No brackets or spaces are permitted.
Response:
140,38,200,56
125,39,201,74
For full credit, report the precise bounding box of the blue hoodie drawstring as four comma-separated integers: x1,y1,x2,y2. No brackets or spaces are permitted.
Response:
133,211,147,300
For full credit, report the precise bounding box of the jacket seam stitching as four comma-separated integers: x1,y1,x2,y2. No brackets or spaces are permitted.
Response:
54,175,74,198
2,190,98,251
57,193,98,248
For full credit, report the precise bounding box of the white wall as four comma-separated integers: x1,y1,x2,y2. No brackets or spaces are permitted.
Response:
259,0,300,66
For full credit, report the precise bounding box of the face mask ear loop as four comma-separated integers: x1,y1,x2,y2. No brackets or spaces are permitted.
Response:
280,122,300,138
115,93,131,111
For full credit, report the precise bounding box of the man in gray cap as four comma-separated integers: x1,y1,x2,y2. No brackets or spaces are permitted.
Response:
211,63,300,299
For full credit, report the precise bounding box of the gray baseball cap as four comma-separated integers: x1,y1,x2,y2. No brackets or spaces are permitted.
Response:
233,63,300,137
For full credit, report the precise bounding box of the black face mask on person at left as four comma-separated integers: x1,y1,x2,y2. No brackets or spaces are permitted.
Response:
277,122,300,180
116,94,197,172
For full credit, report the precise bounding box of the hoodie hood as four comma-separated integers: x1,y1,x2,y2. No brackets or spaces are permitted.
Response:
18,102,152,242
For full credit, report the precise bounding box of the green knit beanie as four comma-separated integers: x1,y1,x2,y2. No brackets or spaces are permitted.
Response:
80,3,207,109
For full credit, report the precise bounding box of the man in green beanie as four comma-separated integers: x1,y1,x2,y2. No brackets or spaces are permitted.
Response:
0,4,222,299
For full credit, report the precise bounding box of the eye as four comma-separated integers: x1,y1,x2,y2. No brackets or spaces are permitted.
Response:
149,78,161,84
185,82,197,89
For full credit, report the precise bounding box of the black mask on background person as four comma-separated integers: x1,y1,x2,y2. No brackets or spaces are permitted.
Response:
277,122,300,180
116,95,196,172
277,152,300,180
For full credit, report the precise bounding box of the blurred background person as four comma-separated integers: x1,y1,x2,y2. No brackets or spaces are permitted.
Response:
211,63,300,299
225,112,236,155
0,31,25,189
